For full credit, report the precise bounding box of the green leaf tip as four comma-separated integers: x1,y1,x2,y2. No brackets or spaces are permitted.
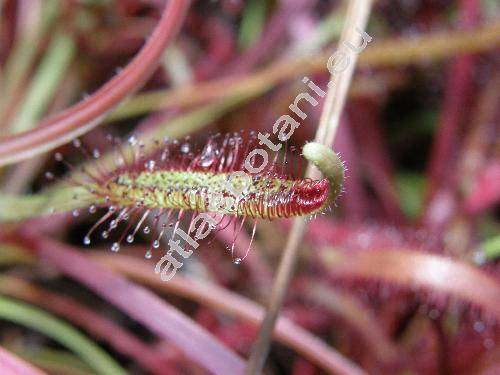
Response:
303,142,345,205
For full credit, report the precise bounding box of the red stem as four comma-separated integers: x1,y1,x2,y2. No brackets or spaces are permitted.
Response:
424,0,479,220
20,232,246,375
348,99,404,222
94,253,367,375
0,0,191,167
0,277,170,375
335,116,368,221
464,161,500,215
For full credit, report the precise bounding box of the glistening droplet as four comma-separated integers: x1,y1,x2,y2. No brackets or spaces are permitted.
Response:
200,140,218,167
128,135,137,145
146,160,156,171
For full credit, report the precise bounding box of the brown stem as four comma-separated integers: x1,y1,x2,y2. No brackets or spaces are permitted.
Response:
246,1,373,373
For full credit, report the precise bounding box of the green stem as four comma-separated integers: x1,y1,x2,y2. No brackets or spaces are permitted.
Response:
10,32,76,133
239,0,267,49
11,346,95,375
0,186,90,222
0,0,59,123
482,235,500,260
0,296,126,375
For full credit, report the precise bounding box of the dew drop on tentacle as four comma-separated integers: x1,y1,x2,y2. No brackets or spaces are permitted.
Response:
138,141,146,160
111,242,120,252
474,321,486,333
180,143,190,154
83,236,91,245
128,135,138,146
200,140,218,167
145,250,152,259
161,150,169,162
146,160,156,171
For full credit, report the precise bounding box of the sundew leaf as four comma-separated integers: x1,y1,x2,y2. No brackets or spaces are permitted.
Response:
0,98,249,223
320,248,500,318
0,296,126,375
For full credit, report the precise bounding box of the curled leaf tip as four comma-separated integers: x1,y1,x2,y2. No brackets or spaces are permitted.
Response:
303,142,345,207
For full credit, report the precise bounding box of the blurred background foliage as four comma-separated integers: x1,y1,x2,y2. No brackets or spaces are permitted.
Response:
0,0,499,374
